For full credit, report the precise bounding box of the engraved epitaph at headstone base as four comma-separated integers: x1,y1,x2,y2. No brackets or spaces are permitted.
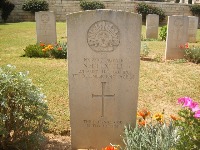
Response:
67,10,141,150
35,11,57,44
165,15,189,60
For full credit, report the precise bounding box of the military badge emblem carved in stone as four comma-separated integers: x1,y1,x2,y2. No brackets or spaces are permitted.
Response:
87,20,120,52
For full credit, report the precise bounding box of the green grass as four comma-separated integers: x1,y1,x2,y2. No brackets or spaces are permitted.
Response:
0,22,200,134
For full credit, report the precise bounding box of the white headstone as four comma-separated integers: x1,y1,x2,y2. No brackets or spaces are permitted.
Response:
67,10,141,149
165,15,189,60
146,14,159,39
35,11,57,44
188,16,198,43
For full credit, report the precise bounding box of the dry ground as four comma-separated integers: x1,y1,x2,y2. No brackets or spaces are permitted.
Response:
43,134,71,150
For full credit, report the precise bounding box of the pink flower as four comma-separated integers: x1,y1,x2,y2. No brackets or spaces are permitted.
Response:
178,97,193,107
185,43,189,49
189,101,200,112
194,110,200,118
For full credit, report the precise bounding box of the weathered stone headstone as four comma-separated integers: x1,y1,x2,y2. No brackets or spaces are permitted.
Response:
188,16,198,43
165,15,189,60
35,11,57,44
146,14,159,39
67,10,141,149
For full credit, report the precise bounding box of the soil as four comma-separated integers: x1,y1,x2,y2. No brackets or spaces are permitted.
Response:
43,134,71,150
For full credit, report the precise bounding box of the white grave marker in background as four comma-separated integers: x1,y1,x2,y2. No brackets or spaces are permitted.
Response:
188,16,198,43
165,15,189,60
146,14,159,39
35,11,57,44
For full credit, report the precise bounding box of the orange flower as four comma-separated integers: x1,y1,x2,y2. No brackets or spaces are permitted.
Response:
58,47,62,51
137,109,150,120
42,48,46,52
40,43,45,47
102,146,117,150
47,45,54,50
170,115,179,121
45,47,49,51
138,120,146,126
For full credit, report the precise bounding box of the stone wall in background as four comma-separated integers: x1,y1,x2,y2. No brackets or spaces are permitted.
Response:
6,0,192,23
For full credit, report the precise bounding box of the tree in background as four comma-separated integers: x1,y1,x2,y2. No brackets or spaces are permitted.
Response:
0,0,15,22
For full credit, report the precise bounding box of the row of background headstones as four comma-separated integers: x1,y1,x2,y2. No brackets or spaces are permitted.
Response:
146,14,198,43
146,14,198,59
35,11,198,61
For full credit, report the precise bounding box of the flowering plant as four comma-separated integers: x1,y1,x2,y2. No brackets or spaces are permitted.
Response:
173,97,200,149
24,42,67,59
179,42,189,49
102,145,119,150
179,43,200,64
40,42,67,59
123,109,177,150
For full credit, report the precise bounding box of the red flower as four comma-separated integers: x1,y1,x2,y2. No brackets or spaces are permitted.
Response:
138,120,146,126
185,43,189,49
40,43,45,47
58,47,62,51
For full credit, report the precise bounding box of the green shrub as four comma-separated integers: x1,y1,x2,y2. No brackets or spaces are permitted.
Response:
22,0,49,13
50,42,67,59
80,0,105,10
123,123,177,150
135,3,166,23
190,5,200,16
188,0,192,4
141,43,150,58
123,109,177,150
184,46,200,64
0,0,15,22
0,65,52,149
175,0,180,3
159,25,167,41
24,42,67,59
24,44,47,58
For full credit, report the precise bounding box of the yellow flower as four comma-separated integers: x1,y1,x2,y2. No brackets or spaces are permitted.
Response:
153,113,163,122
47,45,53,50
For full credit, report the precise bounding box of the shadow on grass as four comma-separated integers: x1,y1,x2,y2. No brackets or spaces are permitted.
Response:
141,57,153,61
140,57,164,63
0,23,10,25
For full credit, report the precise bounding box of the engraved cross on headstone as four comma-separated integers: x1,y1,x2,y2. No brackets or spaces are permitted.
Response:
92,82,115,117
